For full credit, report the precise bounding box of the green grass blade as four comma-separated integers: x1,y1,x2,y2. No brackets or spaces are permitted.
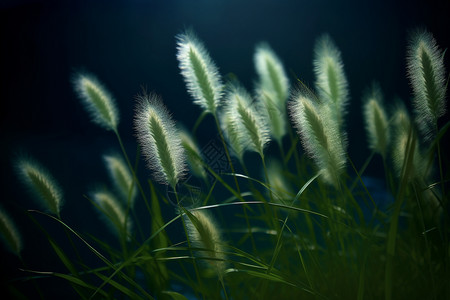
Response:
162,291,189,300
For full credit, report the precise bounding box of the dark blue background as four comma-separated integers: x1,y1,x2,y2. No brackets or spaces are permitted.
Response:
1,0,449,298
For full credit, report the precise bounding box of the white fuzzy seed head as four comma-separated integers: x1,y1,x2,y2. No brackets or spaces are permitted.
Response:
313,34,349,126
0,206,23,256
134,94,187,188
363,84,390,157
407,29,447,140
224,84,270,158
73,73,119,131
92,190,131,238
185,209,227,278
254,42,290,104
254,43,289,144
16,157,63,216
391,104,427,180
103,153,136,206
289,90,346,187
176,30,223,115
179,128,207,181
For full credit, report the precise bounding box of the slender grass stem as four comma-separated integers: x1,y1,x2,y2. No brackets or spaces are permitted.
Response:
412,181,437,300
114,130,160,228
213,114,240,194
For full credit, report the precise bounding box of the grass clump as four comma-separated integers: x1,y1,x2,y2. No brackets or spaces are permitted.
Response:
6,28,449,300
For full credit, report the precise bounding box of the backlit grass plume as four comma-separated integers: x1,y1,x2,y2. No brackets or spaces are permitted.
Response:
391,104,426,180
290,90,346,187
407,29,447,139
16,157,63,217
314,34,349,126
184,209,226,278
224,83,270,159
219,110,247,163
254,43,289,144
177,30,223,115
92,189,131,238
103,153,136,206
265,159,293,203
179,128,207,181
134,93,186,189
0,206,23,257
73,73,119,132
363,83,390,157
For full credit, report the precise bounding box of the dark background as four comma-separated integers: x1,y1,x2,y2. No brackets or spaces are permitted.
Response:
1,0,449,298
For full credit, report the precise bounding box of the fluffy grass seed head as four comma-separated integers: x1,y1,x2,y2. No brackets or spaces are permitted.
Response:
313,34,349,125
407,29,447,139
257,89,287,145
16,157,63,216
391,104,427,180
185,209,227,278
0,206,23,256
254,43,289,144
92,189,131,238
73,73,119,131
224,83,270,159
134,93,186,189
179,128,208,181
265,159,293,203
103,153,136,206
219,108,248,162
176,30,223,115
254,42,290,104
290,89,347,187
363,84,390,157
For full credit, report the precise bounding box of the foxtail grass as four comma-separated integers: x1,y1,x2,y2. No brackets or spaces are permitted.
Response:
224,83,270,160
0,206,23,257
289,90,346,187
254,43,289,145
179,128,208,181
314,34,349,127
134,93,187,189
16,156,63,217
91,189,132,239
363,83,390,158
103,153,137,206
177,30,223,116
184,209,227,279
73,73,119,132
407,29,447,140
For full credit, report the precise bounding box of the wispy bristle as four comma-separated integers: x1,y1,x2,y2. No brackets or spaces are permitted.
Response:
73,73,119,131
363,83,390,157
16,157,63,216
185,209,226,278
92,190,131,238
176,30,223,115
313,34,349,126
134,93,186,188
0,206,23,256
103,153,136,206
224,84,270,158
289,90,346,187
407,30,446,140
